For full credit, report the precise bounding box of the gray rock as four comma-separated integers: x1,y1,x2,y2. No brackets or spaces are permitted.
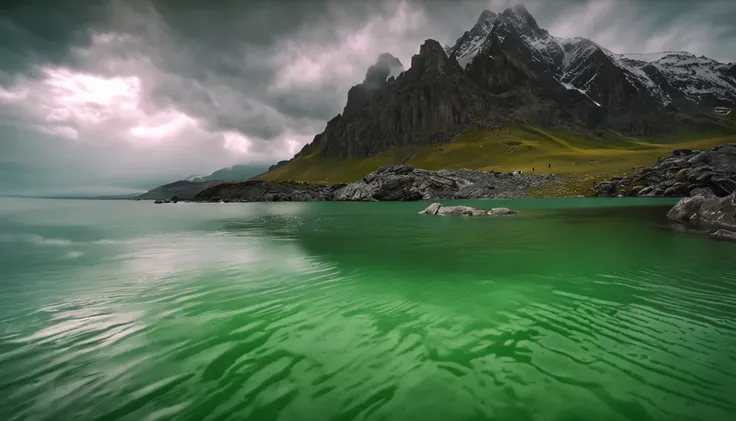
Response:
666,196,705,221
419,203,518,216
419,202,442,215
333,166,562,202
667,193,736,230
712,229,736,241
593,180,617,197
487,207,518,216
698,194,736,230
596,144,736,198
690,187,716,199
675,168,689,182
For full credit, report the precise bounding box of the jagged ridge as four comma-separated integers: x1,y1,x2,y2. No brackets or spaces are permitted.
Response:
284,5,735,164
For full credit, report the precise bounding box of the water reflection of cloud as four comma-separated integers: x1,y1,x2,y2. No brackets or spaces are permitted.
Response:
0,233,117,247
113,231,319,282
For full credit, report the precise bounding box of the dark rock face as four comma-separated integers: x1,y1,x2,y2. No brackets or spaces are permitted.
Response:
593,144,736,198
191,165,563,202
304,40,504,159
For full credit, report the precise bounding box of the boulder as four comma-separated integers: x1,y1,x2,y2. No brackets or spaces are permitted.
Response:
420,202,442,215
593,180,617,197
487,207,517,216
594,144,736,198
712,229,736,241
666,196,705,221
419,203,518,216
667,193,736,230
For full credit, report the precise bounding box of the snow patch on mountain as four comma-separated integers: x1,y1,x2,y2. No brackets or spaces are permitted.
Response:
619,52,681,63
446,9,498,69
447,6,736,111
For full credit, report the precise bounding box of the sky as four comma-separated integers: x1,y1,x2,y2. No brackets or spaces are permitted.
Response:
1,0,735,196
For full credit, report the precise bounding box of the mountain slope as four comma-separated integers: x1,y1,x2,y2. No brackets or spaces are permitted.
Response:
263,5,736,189
187,164,270,182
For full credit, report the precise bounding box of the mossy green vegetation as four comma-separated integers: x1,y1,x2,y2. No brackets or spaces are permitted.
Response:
261,122,736,196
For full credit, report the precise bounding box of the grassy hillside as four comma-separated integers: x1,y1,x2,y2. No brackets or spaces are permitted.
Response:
260,123,736,196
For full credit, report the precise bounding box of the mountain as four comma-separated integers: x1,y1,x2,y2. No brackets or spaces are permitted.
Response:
261,5,736,189
446,6,735,128
136,180,223,201
187,164,270,182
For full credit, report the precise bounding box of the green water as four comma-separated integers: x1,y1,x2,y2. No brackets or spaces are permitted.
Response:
1,197,735,421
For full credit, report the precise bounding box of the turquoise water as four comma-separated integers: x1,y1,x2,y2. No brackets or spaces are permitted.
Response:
1,197,735,421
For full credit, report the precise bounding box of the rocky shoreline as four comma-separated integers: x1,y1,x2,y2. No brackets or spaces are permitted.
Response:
593,144,736,198
162,165,564,203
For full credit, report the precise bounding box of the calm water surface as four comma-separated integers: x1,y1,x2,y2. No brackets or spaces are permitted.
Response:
1,197,735,421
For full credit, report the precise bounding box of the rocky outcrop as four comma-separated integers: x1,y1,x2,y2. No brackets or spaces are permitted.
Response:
667,190,736,240
331,165,563,201
593,144,736,198
419,202,517,216
193,180,335,202
189,165,563,202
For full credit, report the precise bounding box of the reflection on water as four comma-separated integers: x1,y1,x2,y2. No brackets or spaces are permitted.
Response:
1,197,735,421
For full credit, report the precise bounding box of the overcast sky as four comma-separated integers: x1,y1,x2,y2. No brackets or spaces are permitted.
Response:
1,0,734,195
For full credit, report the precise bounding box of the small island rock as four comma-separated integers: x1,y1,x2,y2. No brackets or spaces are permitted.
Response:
419,203,518,216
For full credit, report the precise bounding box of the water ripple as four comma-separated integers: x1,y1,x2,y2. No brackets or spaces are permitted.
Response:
2,199,736,420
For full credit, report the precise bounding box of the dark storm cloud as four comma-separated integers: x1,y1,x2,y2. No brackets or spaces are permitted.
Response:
1,0,735,195
0,0,109,79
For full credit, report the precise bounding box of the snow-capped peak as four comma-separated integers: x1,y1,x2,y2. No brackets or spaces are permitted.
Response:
446,5,736,111
445,9,499,69
475,9,497,26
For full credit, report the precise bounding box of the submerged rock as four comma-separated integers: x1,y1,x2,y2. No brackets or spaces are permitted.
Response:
418,202,517,216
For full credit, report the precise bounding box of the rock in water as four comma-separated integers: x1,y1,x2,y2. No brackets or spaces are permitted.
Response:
419,202,442,215
667,193,736,230
419,202,518,216
712,229,736,241
487,207,517,216
666,196,705,221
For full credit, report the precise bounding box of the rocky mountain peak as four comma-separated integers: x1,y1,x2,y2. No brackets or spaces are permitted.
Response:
476,9,497,26
495,4,546,39
446,10,499,68
363,53,404,89
411,39,450,73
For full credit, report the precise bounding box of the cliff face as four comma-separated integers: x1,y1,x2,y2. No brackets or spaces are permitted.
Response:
303,40,504,159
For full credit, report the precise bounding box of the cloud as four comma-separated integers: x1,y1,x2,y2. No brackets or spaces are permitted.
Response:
1,0,734,195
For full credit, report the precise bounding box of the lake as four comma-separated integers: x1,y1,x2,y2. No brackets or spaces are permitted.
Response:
1,197,735,421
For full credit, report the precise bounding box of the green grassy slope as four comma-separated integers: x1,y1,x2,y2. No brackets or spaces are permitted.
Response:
260,122,736,196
